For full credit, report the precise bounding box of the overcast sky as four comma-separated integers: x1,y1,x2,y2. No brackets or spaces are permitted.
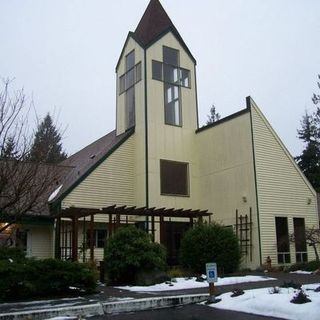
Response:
0,0,319,157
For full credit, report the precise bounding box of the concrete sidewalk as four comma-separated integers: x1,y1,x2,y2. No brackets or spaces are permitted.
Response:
0,272,318,320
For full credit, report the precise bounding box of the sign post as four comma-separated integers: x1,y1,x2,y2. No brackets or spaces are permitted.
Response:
206,262,218,303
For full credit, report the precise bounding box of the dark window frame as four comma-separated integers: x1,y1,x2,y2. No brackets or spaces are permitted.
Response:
86,229,108,249
275,217,291,264
152,60,191,89
293,217,308,262
164,83,182,127
160,159,189,197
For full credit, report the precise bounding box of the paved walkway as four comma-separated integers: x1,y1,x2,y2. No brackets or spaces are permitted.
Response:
0,271,318,319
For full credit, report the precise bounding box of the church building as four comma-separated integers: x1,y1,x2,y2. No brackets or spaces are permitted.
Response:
13,0,320,269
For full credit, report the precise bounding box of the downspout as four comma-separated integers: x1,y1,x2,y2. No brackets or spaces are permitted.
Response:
144,49,149,230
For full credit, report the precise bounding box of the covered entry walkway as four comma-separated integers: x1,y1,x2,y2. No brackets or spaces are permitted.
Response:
54,205,212,263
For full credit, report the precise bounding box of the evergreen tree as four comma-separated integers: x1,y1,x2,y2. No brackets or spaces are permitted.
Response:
29,113,67,163
0,136,18,160
312,74,320,105
206,104,221,125
296,75,320,191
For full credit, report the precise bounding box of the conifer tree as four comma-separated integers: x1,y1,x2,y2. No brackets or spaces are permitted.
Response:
0,136,18,160
296,75,320,191
206,104,221,125
29,113,67,163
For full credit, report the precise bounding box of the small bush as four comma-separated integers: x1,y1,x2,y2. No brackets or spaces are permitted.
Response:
269,286,281,294
280,281,301,289
0,247,26,262
231,288,244,297
290,290,311,304
179,223,241,274
288,260,320,272
104,226,167,284
0,258,97,302
167,266,192,278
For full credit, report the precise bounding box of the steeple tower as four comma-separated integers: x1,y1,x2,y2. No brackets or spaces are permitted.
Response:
134,0,177,47
133,0,195,62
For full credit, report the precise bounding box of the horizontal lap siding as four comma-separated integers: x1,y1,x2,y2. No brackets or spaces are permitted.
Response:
251,102,319,263
62,137,134,210
29,225,54,259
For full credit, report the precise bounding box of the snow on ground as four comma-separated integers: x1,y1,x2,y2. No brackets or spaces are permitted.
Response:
116,275,276,292
209,283,320,320
289,270,313,275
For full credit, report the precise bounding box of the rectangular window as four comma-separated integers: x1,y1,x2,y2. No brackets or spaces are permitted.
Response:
163,46,179,66
293,218,307,262
275,217,291,264
180,68,190,87
87,229,107,248
135,62,142,82
126,86,135,128
160,160,189,196
126,51,135,71
152,60,163,81
119,75,125,94
164,84,181,126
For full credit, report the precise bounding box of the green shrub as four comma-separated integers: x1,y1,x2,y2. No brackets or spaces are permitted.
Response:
0,258,97,301
179,223,241,274
0,247,26,262
104,226,167,284
288,260,320,272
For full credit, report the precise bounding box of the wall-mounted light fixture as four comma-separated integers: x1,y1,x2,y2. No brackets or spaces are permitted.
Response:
242,196,247,203
307,197,312,205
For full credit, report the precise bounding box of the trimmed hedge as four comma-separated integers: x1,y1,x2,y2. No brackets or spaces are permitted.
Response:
179,223,241,274
105,226,167,284
0,247,26,262
0,258,97,301
288,260,320,272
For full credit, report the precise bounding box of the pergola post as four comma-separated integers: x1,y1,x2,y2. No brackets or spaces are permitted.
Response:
160,215,165,244
108,213,113,237
189,217,193,228
54,217,61,259
116,213,120,228
151,215,155,241
72,217,79,261
90,214,94,262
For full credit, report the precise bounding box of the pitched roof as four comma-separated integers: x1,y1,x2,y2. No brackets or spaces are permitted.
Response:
134,0,177,47
49,128,134,204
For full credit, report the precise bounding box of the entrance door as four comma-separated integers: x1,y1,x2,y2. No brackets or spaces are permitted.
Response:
161,222,190,265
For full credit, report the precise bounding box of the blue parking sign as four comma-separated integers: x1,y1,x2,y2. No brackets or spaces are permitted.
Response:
206,263,218,283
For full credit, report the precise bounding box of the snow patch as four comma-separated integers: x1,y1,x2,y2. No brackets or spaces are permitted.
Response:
48,185,63,202
290,270,313,275
209,283,320,320
116,275,276,292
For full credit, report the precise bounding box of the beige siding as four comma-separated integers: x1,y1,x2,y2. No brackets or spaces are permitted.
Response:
196,112,260,268
250,98,319,264
26,225,54,259
146,32,200,210
116,37,146,207
62,137,135,220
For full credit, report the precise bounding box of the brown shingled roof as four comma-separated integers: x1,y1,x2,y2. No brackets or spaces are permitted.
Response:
49,128,134,204
133,0,196,63
134,0,176,47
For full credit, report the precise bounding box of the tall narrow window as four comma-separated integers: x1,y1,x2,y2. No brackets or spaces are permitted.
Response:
126,87,135,128
118,50,142,129
275,217,290,264
164,84,180,126
293,218,307,262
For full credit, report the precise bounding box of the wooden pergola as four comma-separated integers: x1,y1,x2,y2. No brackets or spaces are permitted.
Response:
54,204,212,262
